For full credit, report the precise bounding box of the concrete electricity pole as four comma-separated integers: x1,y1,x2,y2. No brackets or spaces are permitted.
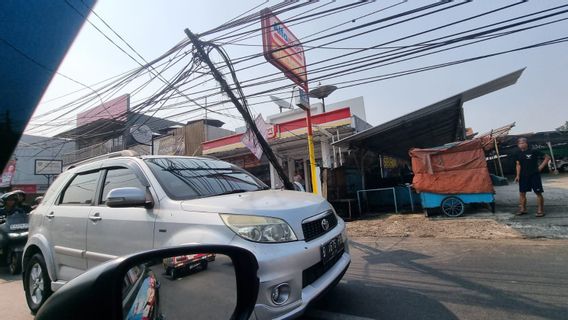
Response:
185,28,294,190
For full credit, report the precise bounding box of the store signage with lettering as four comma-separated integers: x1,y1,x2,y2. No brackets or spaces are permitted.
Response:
261,8,308,91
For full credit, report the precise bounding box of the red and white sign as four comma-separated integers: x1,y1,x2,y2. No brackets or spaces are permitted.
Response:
261,8,308,91
203,108,352,155
77,94,129,126
266,125,276,139
0,160,16,188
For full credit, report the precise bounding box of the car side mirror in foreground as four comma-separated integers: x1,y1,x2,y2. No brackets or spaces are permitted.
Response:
35,245,259,320
106,187,152,208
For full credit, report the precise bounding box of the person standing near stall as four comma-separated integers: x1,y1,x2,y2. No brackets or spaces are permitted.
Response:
514,137,550,217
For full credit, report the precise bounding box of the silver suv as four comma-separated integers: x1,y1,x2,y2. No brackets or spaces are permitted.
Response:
23,152,350,319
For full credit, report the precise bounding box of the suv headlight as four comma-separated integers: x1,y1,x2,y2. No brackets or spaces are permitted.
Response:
220,214,297,243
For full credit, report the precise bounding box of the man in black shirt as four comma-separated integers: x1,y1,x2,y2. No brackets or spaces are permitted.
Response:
513,137,550,217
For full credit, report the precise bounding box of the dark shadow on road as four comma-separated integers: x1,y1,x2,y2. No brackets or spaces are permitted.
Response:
309,278,459,320
0,267,21,282
348,240,568,319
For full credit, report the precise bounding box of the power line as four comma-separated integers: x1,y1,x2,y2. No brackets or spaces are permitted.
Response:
64,0,224,122
28,1,568,141
167,2,568,104
162,1,463,99
170,1,378,91
29,41,191,123
24,3,357,145
82,23,568,129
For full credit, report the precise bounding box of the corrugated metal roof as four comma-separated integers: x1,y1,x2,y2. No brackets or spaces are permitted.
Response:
333,69,525,158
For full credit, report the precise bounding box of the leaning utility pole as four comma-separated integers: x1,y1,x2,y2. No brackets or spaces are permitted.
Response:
185,29,294,190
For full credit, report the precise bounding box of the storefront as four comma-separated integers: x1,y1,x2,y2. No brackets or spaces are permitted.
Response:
202,97,370,197
332,70,525,216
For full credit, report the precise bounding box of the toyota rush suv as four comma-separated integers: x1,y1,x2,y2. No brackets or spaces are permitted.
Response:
23,152,350,319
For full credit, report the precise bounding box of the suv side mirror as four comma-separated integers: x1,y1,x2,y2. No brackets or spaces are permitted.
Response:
106,187,152,208
35,245,259,320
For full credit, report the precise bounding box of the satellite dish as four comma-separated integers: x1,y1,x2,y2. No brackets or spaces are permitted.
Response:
130,125,153,144
270,95,293,112
309,84,337,112
309,85,337,99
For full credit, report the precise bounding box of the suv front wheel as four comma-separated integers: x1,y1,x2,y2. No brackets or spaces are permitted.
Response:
24,253,52,314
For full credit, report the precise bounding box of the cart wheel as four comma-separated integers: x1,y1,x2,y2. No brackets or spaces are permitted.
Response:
441,197,465,217
490,202,496,214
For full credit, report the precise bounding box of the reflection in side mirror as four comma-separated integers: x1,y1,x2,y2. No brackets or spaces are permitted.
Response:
122,254,236,320
34,245,258,320
106,187,150,208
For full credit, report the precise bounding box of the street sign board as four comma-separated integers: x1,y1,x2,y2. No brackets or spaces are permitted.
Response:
35,159,62,175
261,8,308,91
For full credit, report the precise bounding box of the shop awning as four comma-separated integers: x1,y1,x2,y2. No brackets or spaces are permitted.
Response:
333,69,525,158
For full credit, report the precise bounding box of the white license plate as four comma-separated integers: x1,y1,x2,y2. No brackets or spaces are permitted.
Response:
321,235,344,266
10,223,28,230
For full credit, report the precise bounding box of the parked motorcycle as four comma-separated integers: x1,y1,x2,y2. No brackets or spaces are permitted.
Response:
0,190,30,274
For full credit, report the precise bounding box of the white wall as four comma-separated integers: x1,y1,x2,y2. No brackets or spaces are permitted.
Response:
267,96,366,124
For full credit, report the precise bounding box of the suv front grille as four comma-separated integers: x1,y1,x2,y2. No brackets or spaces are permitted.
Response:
302,210,337,242
302,248,344,288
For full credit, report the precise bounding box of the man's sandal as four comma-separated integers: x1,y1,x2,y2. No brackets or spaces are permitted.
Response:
516,211,528,216
536,212,545,217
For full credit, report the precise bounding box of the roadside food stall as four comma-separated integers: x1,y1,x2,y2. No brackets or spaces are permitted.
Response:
410,139,495,217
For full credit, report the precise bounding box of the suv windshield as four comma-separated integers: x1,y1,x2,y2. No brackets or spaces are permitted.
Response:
145,157,268,200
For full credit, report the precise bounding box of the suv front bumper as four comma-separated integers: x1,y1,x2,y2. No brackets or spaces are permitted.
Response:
234,221,350,320
254,251,350,320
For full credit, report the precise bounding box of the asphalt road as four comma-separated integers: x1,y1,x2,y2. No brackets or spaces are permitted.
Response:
153,255,237,320
305,237,568,320
0,269,28,320
1,238,567,320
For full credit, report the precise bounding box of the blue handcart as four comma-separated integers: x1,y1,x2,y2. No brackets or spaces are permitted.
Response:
421,192,495,217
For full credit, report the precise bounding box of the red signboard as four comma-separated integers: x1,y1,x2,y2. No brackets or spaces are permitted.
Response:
261,8,308,91
202,107,352,153
77,94,129,126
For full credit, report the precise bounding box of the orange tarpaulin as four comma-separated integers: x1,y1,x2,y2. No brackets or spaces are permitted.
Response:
409,139,494,194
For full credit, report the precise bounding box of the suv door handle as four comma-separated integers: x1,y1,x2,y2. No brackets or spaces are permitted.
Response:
89,213,102,222
46,212,55,220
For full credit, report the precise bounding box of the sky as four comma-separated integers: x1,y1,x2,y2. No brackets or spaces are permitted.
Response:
27,0,568,137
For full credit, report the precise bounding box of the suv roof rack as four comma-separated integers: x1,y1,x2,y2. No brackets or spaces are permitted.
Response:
65,150,140,170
